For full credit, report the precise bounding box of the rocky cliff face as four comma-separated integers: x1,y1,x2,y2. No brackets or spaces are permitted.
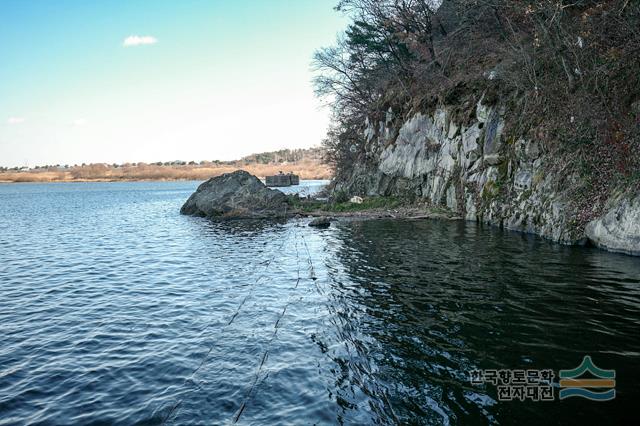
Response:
334,101,640,255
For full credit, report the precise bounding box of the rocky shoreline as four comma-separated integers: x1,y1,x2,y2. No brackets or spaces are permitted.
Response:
330,103,640,257
180,170,639,256
180,170,460,221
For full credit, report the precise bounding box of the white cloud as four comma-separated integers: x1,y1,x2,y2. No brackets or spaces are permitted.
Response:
71,119,87,127
7,117,25,125
123,35,158,47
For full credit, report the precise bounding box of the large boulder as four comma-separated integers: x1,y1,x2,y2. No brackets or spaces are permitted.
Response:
180,170,288,218
585,193,640,256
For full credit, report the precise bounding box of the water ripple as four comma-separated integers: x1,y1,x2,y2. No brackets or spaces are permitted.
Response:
0,182,639,425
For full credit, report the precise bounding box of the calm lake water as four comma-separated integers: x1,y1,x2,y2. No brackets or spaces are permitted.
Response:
0,181,639,425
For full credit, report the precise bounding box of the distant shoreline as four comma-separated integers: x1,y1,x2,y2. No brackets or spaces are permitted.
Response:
0,175,332,184
0,163,332,184
0,147,332,183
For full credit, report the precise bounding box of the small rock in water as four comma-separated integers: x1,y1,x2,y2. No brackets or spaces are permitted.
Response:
309,217,331,228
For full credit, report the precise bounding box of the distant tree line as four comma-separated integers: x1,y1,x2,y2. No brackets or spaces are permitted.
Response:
239,148,324,164
1,148,324,172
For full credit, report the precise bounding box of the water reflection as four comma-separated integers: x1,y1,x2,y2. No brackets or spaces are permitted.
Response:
187,216,289,238
316,219,640,424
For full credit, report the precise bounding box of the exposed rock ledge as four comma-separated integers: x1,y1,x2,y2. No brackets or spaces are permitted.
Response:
180,170,288,218
585,194,640,256
332,103,640,256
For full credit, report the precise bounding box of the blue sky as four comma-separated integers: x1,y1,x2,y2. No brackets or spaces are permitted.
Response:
0,0,346,167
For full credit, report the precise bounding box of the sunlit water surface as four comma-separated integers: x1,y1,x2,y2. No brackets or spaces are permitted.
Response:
0,181,639,425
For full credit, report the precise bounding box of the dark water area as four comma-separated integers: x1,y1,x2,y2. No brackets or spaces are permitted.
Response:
0,181,639,425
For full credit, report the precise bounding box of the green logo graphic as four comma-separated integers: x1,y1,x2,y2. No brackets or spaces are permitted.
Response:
558,356,615,401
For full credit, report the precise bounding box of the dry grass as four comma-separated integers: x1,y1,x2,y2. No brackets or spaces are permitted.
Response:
0,159,332,183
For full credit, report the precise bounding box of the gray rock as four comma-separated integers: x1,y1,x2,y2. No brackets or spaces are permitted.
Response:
309,217,331,228
483,110,504,156
180,170,288,218
525,141,541,160
462,124,481,154
483,154,501,166
476,99,491,123
585,194,640,256
514,169,532,190
448,121,459,139
446,185,457,211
